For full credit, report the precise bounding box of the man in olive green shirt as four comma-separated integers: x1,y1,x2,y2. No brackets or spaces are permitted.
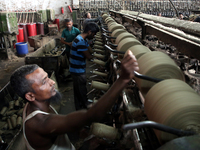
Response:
61,19,81,61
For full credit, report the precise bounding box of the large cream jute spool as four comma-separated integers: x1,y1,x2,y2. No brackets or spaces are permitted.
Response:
92,70,108,77
115,32,136,44
94,45,104,50
102,14,109,20
135,51,185,97
93,53,106,59
95,38,103,42
90,123,120,140
93,59,106,66
111,29,127,38
148,90,200,143
145,79,196,118
94,41,103,46
91,81,110,91
128,45,151,59
95,36,102,40
107,22,117,28
117,37,141,52
105,17,115,24
93,49,105,54
108,24,125,32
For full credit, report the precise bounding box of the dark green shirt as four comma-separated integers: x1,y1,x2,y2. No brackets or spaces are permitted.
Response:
61,26,81,52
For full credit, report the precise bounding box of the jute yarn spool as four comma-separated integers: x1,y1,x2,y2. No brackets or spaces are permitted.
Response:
115,32,136,44
128,45,151,59
94,41,104,46
148,90,200,143
145,79,196,118
93,53,106,59
95,36,102,40
91,81,110,91
93,49,105,54
117,37,141,52
105,17,115,24
108,24,125,32
107,22,117,28
94,45,104,50
93,59,106,66
102,14,109,20
90,123,120,140
135,51,185,97
92,70,108,77
111,29,127,38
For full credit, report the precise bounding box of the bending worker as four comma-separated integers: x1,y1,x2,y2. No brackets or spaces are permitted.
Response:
10,52,139,149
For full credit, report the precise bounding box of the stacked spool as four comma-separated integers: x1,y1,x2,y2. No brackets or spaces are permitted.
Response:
93,31,107,66
135,51,185,97
144,79,200,144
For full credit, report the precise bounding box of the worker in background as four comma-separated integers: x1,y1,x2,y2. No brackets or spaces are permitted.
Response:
10,50,139,150
61,19,81,61
158,12,162,17
179,13,184,20
83,12,100,30
70,22,99,110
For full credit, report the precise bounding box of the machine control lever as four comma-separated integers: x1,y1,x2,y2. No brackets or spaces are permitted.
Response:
102,33,116,39
123,121,196,137
104,45,124,54
102,28,112,33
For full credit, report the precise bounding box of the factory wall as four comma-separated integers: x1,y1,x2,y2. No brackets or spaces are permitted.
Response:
0,0,73,27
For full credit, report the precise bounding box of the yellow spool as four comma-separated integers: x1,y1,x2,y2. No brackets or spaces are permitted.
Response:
92,70,108,77
117,37,141,52
94,41,103,46
128,45,151,59
111,29,127,38
93,59,106,66
90,123,120,140
91,81,110,91
93,49,105,54
93,53,105,59
94,45,104,50
108,24,125,32
115,32,136,44
136,51,185,97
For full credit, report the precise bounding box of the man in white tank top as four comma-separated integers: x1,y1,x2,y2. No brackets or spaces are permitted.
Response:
10,50,139,150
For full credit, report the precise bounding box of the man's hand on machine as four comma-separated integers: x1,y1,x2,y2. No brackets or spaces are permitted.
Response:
120,50,139,82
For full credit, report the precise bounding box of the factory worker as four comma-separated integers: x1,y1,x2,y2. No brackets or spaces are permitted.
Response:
61,19,81,61
10,50,139,150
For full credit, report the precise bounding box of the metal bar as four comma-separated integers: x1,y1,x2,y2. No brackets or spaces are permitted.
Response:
145,24,200,60
104,45,125,54
134,71,163,83
123,121,196,137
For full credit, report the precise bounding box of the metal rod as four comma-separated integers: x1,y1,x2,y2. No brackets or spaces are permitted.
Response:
115,59,163,83
108,42,118,47
102,28,112,33
102,33,116,39
104,45,125,54
168,0,179,18
134,71,163,83
123,121,196,137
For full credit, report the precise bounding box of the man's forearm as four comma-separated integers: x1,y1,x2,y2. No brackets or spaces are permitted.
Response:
86,77,129,122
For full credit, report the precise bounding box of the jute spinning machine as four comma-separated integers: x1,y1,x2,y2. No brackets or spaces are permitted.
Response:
85,10,200,150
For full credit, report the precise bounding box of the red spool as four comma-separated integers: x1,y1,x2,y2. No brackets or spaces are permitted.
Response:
53,19,60,31
33,23,37,35
37,22,44,35
17,28,24,42
27,23,37,36
61,7,64,14
19,23,28,42
68,5,72,13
